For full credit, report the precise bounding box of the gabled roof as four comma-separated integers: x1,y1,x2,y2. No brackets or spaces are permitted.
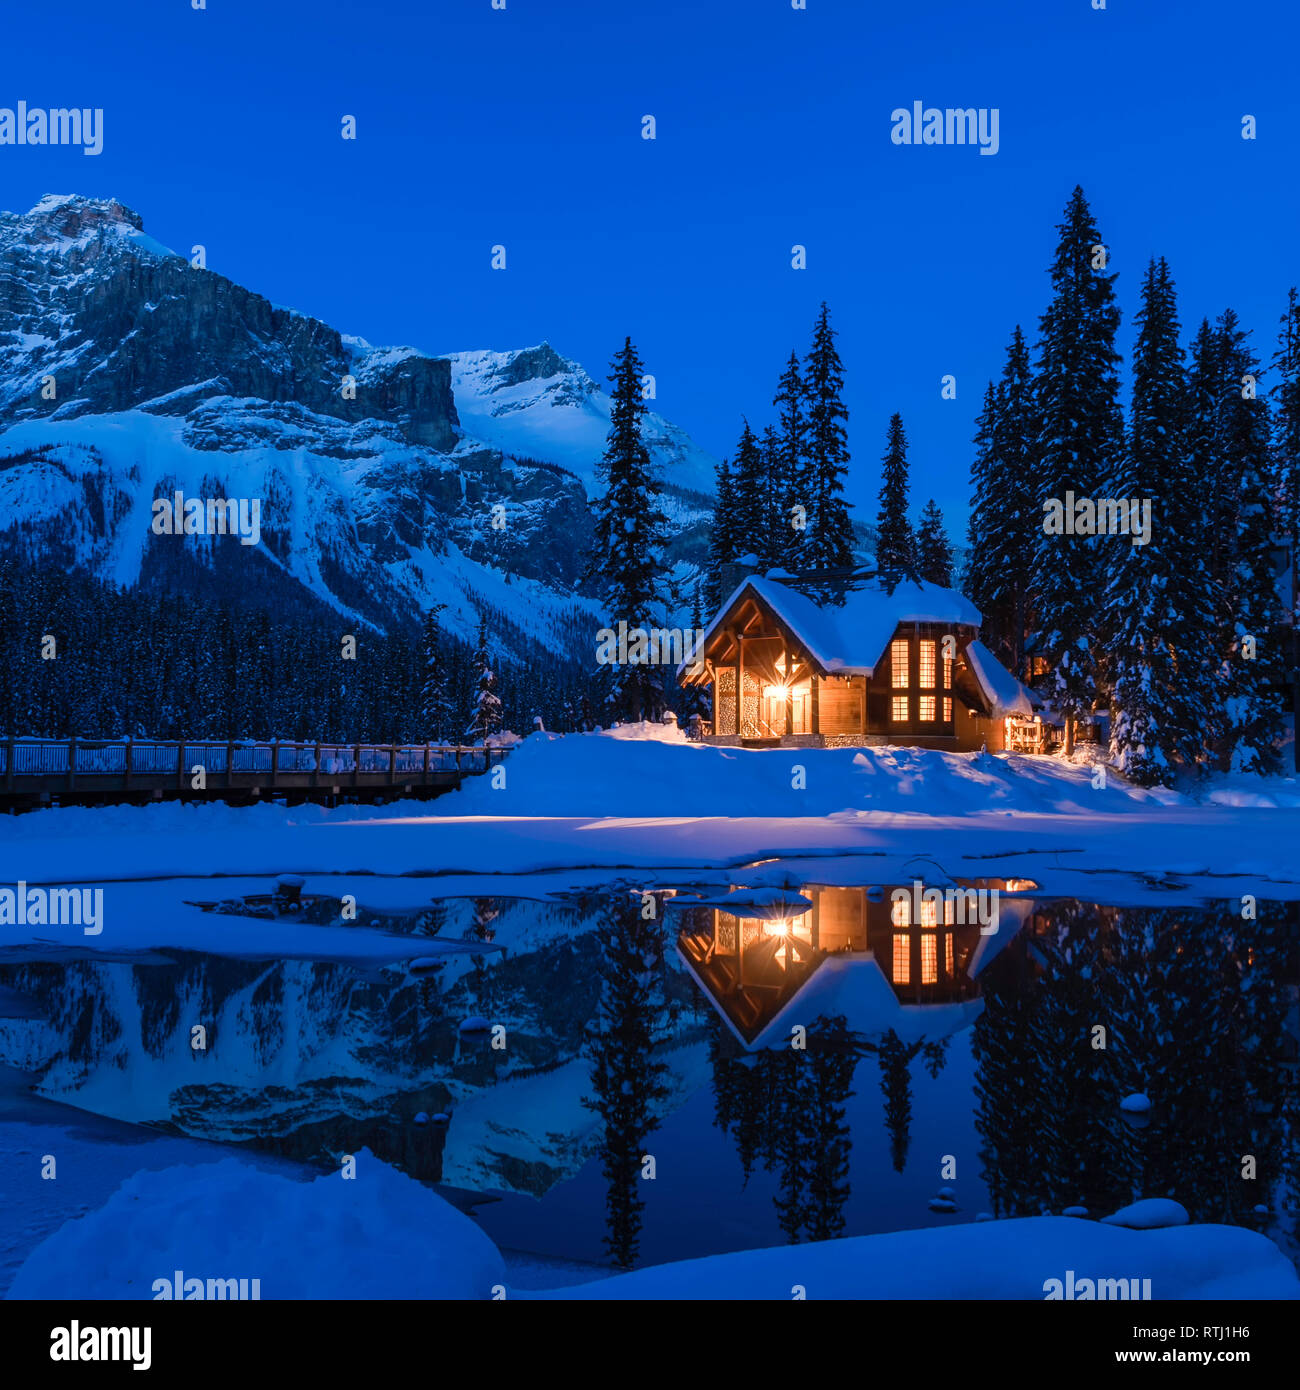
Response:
683,573,983,679
964,639,1036,716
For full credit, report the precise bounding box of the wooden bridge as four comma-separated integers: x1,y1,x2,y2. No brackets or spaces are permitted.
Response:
0,737,509,811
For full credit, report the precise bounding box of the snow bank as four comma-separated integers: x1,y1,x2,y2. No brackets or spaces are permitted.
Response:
535,1217,1299,1301
8,1151,505,1300
444,731,1178,819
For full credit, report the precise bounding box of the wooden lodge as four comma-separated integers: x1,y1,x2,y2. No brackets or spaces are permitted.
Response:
675,882,1023,1050
679,568,1034,752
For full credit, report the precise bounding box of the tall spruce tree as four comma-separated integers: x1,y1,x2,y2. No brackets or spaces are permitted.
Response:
706,455,739,609
916,498,954,588
465,613,503,741
875,413,918,590
1031,187,1125,750
802,303,856,599
1215,310,1285,773
1270,287,1300,771
966,327,1037,680
1104,258,1212,783
759,423,785,569
773,350,809,565
730,419,766,553
418,602,452,742
586,337,671,721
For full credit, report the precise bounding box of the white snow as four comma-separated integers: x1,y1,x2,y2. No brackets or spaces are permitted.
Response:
1103,1198,1190,1230
531,1215,1298,1300
8,1150,505,1299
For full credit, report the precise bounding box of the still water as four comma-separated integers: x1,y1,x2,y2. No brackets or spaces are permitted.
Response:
1,881,1296,1275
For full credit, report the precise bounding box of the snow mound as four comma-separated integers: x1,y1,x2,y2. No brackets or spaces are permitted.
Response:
1102,1198,1189,1229
441,731,1180,819
534,1216,1297,1300
8,1152,505,1299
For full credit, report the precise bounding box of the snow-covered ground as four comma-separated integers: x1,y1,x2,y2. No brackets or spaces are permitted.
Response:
6,1145,1295,1300
4,735,1300,945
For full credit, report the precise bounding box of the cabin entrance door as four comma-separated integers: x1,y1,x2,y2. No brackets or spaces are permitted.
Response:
760,686,810,736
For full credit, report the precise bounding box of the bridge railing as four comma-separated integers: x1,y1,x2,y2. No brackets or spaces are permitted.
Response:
0,738,506,784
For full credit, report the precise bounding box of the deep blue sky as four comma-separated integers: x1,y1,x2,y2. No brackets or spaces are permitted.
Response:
3,0,1297,524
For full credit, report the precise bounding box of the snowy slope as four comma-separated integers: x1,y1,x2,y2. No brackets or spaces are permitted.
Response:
445,344,718,499
0,195,717,653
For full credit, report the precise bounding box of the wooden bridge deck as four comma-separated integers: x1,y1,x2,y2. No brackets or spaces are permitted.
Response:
0,737,508,810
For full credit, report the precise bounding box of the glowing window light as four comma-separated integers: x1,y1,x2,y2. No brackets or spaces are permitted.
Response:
891,695,908,722
892,934,910,984
921,934,938,984
919,640,936,688
891,638,909,689
919,695,936,721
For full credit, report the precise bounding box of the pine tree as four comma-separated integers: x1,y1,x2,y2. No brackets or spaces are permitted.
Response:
965,328,1037,680
1031,187,1125,750
1215,310,1284,773
582,891,672,1268
465,613,503,741
729,418,766,552
758,423,785,569
875,413,917,590
418,602,452,742
706,455,739,610
1104,258,1211,783
773,350,808,565
915,499,953,588
586,337,671,721
1270,287,1300,771
802,303,855,598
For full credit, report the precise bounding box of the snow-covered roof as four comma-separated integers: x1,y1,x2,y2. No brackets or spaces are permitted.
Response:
684,573,983,678
964,639,1035,717
677,945,985,1052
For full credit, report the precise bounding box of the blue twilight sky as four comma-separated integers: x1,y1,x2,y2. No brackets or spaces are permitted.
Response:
2,0,1297,526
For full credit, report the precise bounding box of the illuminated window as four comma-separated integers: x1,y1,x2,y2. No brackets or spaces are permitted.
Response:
945,933,954,976
892,934,910,984
943,653,953,689
943,697,953,722
921,934,938,985
921,896,939,926
919,640,936,688
944,896,955,925
891,695,908,722
919,696,936,721
891,638,909,689
891,895,910,925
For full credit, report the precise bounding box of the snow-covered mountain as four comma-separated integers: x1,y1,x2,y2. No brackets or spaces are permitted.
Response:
0,195,718,655
445,344,717,500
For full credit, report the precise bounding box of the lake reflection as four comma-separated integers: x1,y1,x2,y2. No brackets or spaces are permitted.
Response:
0,885,1295,1273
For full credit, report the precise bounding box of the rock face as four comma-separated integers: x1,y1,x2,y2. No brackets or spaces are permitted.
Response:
0,194,459,450
0,194,717,654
